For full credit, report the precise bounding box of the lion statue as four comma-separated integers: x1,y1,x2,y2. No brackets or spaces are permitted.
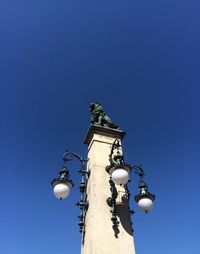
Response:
90,102,118,129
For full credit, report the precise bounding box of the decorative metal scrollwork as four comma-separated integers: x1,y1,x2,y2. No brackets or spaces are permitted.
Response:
63,151,89,234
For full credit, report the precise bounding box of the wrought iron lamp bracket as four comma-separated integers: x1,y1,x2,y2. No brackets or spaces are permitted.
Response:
106,177,119,228
63,150,88,171
61,150,89,234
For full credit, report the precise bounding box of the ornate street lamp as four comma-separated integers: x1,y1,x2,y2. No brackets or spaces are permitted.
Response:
106,139,131,185
52,167,73,200
106,139,155,216
134,180,155,213
51,151,88,233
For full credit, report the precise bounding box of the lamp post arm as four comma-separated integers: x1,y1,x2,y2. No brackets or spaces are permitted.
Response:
131,165,145,180
63,150,88,164
63,150,88,172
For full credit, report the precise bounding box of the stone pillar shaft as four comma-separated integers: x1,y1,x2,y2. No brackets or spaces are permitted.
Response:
81,125,135,254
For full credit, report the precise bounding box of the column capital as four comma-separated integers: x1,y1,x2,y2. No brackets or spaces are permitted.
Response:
83,124,126,146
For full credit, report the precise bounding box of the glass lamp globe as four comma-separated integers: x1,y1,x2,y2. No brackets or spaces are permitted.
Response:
53,182,72,200
111,168,129,185
138,197,153,212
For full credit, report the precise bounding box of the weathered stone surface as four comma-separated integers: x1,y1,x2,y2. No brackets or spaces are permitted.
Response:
81,125,135,254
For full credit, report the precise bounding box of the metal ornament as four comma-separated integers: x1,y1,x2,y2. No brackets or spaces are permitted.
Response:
107,177,119,228
106,139,132,177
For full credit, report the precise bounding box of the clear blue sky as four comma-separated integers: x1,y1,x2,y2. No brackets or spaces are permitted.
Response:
1,0,199,253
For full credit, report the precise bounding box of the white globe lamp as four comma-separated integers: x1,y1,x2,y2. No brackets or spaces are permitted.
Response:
53,181,72,200
138,197,153,213
111,168,129,185
108,165,131,185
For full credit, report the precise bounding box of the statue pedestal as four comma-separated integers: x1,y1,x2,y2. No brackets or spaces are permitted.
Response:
81,125,136,254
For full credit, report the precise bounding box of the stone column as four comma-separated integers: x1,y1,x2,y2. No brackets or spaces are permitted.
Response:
81,125,136,254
